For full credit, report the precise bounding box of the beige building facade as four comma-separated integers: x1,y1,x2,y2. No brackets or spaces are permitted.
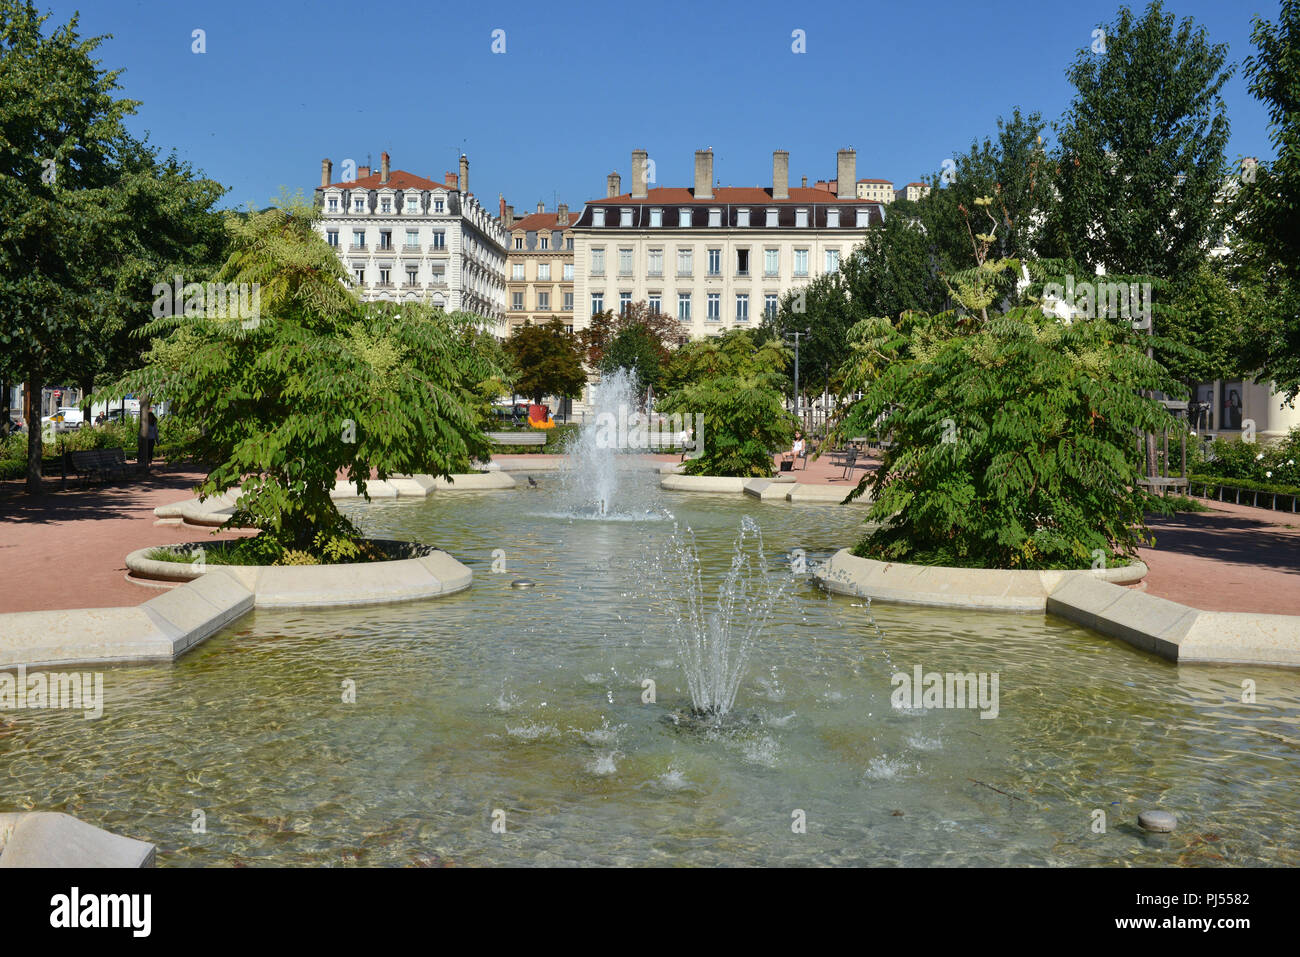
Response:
505,203,579,335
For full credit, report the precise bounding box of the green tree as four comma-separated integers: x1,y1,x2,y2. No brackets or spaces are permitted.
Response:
102,200,507,557
600,323,664,396
1044,1,1232,278
660,330,795,477
579,301,685,368
504,319,586,404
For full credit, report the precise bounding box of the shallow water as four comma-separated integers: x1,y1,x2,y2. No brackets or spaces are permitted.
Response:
2,471,1298,866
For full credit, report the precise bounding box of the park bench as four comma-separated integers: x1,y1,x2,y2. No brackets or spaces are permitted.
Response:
488,432,547,447
66,448,135,486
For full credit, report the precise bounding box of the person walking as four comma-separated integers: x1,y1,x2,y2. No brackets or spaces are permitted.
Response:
143,410,159,468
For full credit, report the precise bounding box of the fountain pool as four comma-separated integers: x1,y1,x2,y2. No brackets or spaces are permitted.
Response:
2,473,1298,866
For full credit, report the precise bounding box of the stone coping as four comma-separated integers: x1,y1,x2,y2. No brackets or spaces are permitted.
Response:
662,473,871,504
816,549,1148,611
0,812,156,868
816,549,1300,667
0,545,472,670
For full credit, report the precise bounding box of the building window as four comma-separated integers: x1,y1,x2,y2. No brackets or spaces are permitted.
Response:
405,267,418,286
764,248,779,276
795,208,809,228
379,267,391,285
707,248,721,276
619,291,632,314
736,249,750,276
327,197,339,212
679,208,693,228
512,263,525,280
737,208,750,227
512,292,524,310
353,196,367,213
405,229,419,249
591,292,605,314
765,294,779,318
433,197,444,213
620,208,634,227
380,197,392,214
406,196,419,213
514,236,523,249
648,248,663,276
540,235,549,250
566,237,574,250
707,208,721,228
650,207,663,227
735,294,749,322
538,263,551,281
648,293,661,314
563,263,574,281
563,291,574,311
326,230,339,247
431,266,444,282
825,249,840,272
352,229,366,249
618,248,633,276
353,266,365,284
827,208,840,228
678,293,691,321
591,248,605,276
677,248,692,276
856,208,871,227
378,230,392,250
593,208,606,227
794,248,809,276
766,208,778,227
432,231,446,250
538,292,550,310
707,293,721,320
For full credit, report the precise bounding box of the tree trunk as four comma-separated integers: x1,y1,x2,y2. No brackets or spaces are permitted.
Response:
80,376,94,427
25,371,42,494
138,394,152,468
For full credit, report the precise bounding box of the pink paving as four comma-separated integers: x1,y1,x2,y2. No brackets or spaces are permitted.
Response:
0,453,1297,617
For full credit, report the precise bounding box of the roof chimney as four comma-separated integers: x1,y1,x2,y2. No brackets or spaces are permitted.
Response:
499,193,507,219
358,165,371,179
837,149,856,199
694,149,714,200
537,201,545,214
802,175,807,188
557,203,568,226
607,171,621,198
445,171,458,189
380,151,390,184
321,158,333,188
772,150,789,200
631,149,649,199
459,154,469,195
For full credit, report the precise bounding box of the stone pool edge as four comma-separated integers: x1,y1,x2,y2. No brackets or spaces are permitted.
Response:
661,473,869,504
816,548,1300,668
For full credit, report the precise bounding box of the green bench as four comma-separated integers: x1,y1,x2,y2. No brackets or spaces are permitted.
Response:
66,448,136,485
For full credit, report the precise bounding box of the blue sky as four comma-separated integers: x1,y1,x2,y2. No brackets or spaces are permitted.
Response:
41,0,1284,211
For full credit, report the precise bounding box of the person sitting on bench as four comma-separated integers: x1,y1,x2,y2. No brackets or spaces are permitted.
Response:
781,431,805,470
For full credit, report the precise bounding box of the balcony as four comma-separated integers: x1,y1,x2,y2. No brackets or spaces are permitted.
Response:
350,243,366,252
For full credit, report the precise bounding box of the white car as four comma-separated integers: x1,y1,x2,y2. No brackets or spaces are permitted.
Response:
41,407,85,432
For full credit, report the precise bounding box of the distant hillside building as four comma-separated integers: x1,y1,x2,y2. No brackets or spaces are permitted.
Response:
313,152,507,324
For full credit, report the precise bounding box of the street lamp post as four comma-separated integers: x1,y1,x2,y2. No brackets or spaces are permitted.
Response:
784,327,810,429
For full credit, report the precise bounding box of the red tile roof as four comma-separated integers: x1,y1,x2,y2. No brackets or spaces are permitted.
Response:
592,186,870,204
318,170,453,192
857,178,894,184
510,211,580,231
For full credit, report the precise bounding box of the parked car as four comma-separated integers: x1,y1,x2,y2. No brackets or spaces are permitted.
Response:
41,407,84,432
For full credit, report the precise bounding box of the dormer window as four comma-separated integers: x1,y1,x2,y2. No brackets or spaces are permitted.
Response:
353,195,367,213
795,208,809,227
593,208,606,227
766,208,778,227
856,208,871,227
380,197,392,214
405,195,419,213
827,208,840,227
433,196,445,213
737,208,751,227
708,208,722,227
327,196,339,212
650,207,663,227
679,208,692,227
619,208,634,227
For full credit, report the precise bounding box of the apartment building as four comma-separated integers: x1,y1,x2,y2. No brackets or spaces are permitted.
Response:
504,202,580,335
898,182,931,202
856,178,895,203
572,148,883,342
313,152,507,324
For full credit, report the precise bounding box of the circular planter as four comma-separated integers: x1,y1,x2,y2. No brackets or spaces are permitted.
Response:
127,539,438,583
815,549,1148,612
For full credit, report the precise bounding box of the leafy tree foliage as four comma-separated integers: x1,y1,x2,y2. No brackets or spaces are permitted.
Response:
103,200,507,556
600,323,665,395
578,301,686,368
660,330,795,477
504,319,585,404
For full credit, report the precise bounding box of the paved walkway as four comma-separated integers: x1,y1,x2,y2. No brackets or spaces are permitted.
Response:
1,455,1296,617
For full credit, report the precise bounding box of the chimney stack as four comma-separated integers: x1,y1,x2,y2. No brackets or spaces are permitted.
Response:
537,201,545,214
837,149,856,199
445,172,458,189
499,194,507,220
772,150,789,200
557,203,568,226
380,151,390,184
459,154,469,195
321,158,333,188
358,165,371,179
607,171,621,197
631,149,649,199
694,149,714,200
802,175,807,188
506,203,515,223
